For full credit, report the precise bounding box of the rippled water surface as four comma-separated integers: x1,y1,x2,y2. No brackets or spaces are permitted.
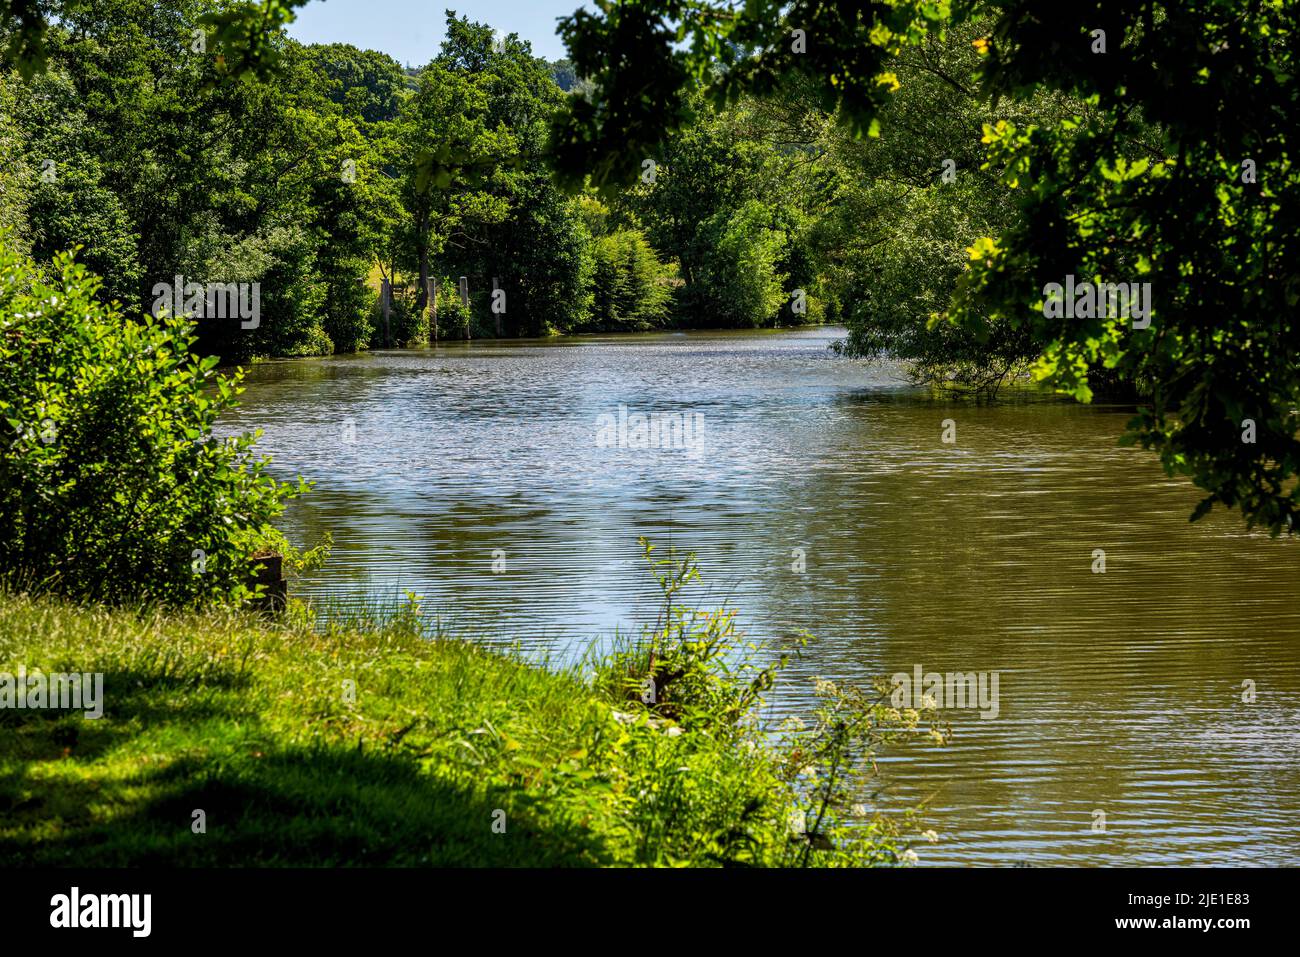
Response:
224,327,1300,866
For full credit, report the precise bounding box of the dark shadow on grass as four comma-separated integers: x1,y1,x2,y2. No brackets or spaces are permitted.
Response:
2,743,611,867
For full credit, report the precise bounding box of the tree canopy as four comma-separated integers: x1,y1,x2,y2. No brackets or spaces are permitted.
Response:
548,0,1300,535
3,0,1297,533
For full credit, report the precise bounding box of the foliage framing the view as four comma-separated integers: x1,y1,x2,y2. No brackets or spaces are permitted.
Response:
549,0,1300,535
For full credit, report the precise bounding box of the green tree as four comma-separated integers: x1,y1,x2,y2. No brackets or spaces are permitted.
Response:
430,13,593,336
588,227,674,331
552,0,1300,533
790,19,1075,391
304,42,407,126
0,74,26,254
392,55,512,339
951,1,1300,531
3,0,391,361
8,67,142,304
693,200,788,327
611,99,783,326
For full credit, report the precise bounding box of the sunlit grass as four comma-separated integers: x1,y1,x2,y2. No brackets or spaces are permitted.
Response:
0,592,826,866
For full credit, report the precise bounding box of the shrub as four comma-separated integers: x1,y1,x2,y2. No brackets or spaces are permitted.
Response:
0,238,305,606
690,201,788,327
188,222,333,362
588,229,674,331
431,278,471,339
321,266,375,354
371,289,427,347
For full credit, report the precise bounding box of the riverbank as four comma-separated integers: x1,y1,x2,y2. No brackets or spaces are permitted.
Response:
0,592,911,867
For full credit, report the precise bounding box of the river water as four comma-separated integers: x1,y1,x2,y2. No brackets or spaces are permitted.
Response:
224,326,1300,866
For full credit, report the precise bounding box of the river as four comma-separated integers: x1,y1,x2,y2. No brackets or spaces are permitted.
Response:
222,326,1300,866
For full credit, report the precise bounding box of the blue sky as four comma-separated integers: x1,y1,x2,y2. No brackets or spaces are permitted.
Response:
286,0,585,67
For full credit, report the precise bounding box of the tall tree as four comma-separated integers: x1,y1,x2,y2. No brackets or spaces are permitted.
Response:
394,56,512,330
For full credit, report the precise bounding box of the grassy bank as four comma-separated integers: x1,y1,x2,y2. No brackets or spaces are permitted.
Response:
0,592,926,867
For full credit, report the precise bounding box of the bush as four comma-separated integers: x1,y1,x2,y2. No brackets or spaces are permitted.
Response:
370,289,427,347
588,229,674,331
690,201,788,327
188,222,333,362
431,278,471,339
321,266,375,354
0,239,305,606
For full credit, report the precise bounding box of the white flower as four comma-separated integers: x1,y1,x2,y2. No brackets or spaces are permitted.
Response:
900,849,919,865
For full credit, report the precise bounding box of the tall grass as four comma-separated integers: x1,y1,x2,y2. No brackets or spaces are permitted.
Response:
0,545,940,867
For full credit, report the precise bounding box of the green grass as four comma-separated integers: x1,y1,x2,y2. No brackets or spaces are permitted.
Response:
0,593,850,867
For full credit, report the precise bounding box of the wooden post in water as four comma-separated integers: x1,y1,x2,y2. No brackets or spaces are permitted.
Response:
493,276,502,338
381,278,392,348
459,276,470,340
427,278,437,343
